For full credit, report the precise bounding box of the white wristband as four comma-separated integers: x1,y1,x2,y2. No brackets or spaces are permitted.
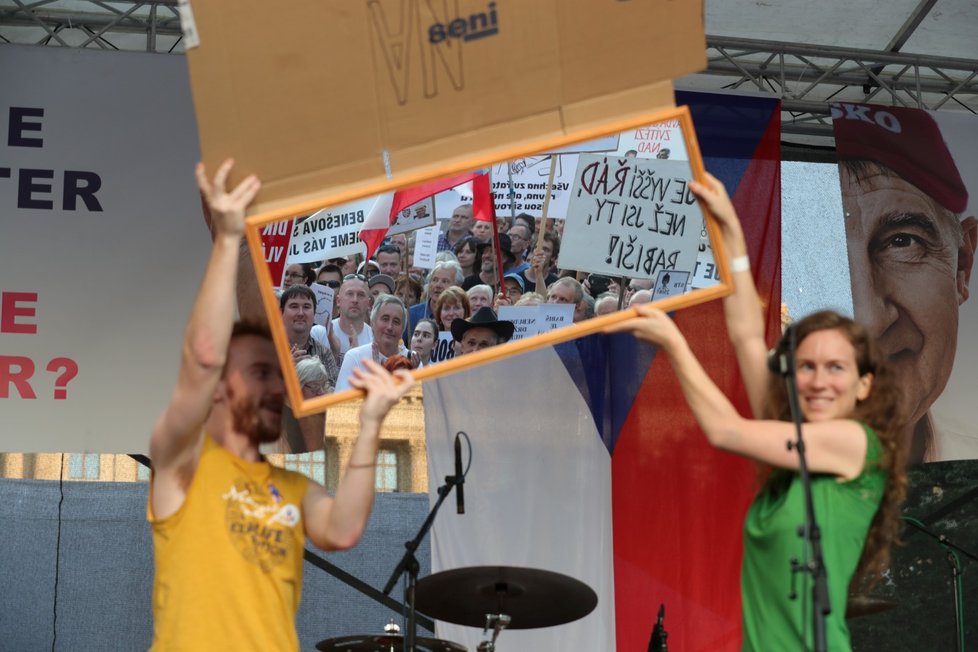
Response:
730,255,750,273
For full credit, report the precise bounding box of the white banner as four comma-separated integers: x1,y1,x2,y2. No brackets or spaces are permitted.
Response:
1,46,208,452
286,200,374,262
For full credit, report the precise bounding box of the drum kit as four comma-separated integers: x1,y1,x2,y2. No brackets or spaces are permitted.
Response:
316,565,598,652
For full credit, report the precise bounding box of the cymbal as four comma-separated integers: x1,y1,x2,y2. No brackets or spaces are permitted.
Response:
415,566,598,629
315,634,466,652
846,595,898,619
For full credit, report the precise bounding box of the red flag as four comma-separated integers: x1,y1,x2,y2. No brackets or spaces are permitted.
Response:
359,171,485,260
471,173,496,223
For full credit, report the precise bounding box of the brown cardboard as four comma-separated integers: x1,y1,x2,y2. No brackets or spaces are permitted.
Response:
184,0,705,213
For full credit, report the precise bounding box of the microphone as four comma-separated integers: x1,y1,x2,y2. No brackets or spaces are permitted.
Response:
455,433,465,515
768,324,796,376
648,604,667,651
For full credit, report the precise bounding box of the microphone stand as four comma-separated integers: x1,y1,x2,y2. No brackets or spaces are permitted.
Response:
903,516,978,652
775,327,830,652
382,468,463,652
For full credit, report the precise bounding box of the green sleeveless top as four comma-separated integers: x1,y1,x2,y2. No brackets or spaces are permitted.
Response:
741,423,884,651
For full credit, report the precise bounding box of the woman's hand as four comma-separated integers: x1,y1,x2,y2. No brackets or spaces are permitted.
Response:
605,305,685,352
689,172,747,258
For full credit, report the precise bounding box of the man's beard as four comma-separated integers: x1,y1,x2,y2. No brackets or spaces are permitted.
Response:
228,386,282,444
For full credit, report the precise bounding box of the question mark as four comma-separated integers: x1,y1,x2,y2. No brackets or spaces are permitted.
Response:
46,357,78,400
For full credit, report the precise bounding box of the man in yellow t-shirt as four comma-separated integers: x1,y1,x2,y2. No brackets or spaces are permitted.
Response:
147,160,414,651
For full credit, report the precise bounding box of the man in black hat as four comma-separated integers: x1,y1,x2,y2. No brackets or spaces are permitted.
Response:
450,306,515,355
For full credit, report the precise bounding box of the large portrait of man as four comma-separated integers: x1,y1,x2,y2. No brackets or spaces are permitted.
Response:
833,103,978,463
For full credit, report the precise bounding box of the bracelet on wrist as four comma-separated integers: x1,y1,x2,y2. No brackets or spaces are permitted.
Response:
730,255,750,273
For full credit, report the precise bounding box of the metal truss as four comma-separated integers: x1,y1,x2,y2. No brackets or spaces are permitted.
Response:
3,3,977,142
703,36,978,140
0,0,184,53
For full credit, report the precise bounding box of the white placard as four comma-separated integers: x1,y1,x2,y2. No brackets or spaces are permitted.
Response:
430,331,457,364
650,270,691,302
481,156,578,218
387,197,436,236
614,118,687,160
310,283,335,326
412,225,440,269
497,304,574,340
559,155,703,280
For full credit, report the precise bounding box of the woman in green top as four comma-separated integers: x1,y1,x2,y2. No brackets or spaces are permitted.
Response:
610,174,907,651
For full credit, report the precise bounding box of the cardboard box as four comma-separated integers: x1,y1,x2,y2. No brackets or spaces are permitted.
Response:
184,0,705,214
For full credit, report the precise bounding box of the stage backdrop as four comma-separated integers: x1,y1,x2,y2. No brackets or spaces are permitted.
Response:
424,90,782,651
0,45,208,452
831,104,978,463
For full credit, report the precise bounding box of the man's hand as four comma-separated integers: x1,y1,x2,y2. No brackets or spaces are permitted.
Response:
349,359,415,428
494,291,513,311
327,319,343,363
195,159,261,239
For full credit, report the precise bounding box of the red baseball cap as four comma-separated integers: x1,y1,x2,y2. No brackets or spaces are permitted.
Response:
832,102,968,213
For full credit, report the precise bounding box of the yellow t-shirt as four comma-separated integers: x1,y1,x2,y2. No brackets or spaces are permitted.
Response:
148,434,309,651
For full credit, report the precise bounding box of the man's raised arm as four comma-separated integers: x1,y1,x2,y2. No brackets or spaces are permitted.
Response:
149,160,260,510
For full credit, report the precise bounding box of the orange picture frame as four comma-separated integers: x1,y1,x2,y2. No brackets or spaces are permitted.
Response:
244,105,731,416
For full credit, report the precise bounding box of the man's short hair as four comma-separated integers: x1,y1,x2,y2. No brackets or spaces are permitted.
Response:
231,319,272,342
370,293,408,328
279,284,317,311
514,213,535,235
375,244,402,258
224,320,273,378
548,277,584,303
317,263,343,277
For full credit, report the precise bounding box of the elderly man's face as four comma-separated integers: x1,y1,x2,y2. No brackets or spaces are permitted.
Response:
842,164,977,429
459,326,499,355
547,282,577,305
449,206,474,234
372,302,405,354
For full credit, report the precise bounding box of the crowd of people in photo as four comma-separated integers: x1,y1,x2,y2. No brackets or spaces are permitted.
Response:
275,202,662,401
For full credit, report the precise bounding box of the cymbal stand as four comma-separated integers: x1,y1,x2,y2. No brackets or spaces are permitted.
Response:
382,474,461,652
476,614,511,652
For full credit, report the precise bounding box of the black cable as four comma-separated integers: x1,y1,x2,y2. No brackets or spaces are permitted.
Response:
457,431,473,479
52,453,65,652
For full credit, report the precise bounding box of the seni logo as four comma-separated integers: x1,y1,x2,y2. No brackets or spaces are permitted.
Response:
428,2,499,44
